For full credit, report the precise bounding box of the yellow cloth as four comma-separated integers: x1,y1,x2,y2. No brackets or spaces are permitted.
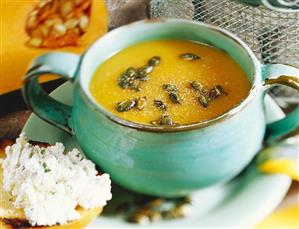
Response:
259,159,299,181
255,204,299,229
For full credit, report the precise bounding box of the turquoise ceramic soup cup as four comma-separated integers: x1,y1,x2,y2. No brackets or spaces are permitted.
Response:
23,19,299,197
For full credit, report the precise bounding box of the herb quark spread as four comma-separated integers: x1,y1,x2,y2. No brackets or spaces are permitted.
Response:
1,133,112,226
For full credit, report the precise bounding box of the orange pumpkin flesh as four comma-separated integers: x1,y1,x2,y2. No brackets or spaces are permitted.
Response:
1,0,108,94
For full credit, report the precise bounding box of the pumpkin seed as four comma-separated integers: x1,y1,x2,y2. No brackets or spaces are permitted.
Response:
116,98,136,112
160,114,173,125
27,37,43,47
117,55,161,91
154,99,167,111
115,194,192,224
209,85,227,99
59,1,73,17
162,84,178,93
128,198,164,223
27,16,38,29
190,81,205,92
136,97,147,110
150,114,173,125
118,74,142,90
65,18,78,29
113,192,192,224
131,81,141,91
118,74,129,88
148,56,161,67
78,15,89,32
53,23,67,35
179,53,200,61
198,94,209,108
189,81,213,107
169,92,182,104
163,84,182,104
138,75,150,82
126,67,138,77
118,67,140,90
162,203,186,219
138,65,154,76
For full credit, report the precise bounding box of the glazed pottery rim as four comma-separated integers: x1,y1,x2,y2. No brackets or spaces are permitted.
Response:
79,19,260,133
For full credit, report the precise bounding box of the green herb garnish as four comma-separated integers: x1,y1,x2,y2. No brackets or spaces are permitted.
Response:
42,162,51,173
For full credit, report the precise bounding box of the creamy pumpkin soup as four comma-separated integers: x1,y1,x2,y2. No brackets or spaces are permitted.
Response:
90,39,251,125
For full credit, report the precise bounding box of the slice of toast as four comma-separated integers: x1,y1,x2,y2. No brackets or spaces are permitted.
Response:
0,139,102,229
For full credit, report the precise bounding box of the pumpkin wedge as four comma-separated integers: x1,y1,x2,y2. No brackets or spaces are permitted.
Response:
1,0,108,94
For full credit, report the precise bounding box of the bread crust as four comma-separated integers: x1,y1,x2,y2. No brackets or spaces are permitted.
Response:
0,207,102,229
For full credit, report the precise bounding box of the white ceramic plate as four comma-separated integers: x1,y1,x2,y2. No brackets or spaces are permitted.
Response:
23,82,291,228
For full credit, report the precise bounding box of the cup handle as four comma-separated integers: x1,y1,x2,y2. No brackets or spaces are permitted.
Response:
22,52,81,135
262,64,299,144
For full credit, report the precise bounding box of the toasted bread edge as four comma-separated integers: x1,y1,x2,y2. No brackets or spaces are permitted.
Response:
0,207,103,229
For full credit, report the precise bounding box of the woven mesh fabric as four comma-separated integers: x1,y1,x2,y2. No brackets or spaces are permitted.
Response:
191,0,298,67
